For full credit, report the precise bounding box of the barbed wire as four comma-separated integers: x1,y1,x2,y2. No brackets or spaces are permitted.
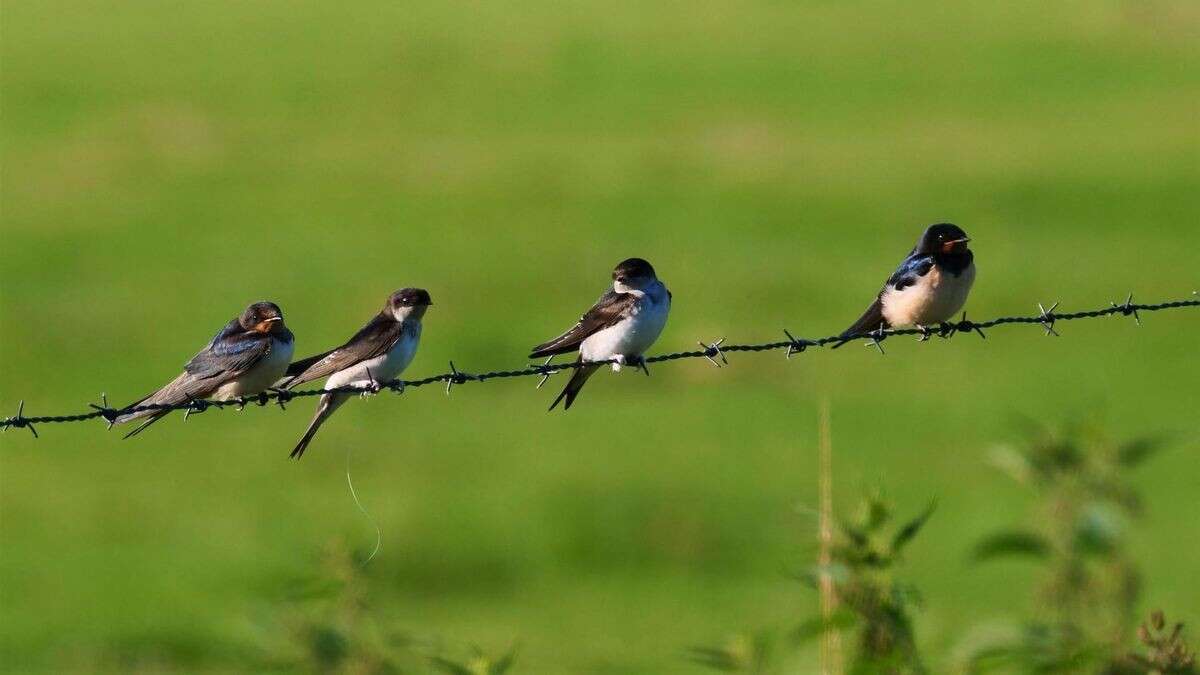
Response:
2,293,1197,437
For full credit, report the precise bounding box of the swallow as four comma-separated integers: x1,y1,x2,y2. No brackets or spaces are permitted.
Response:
113,301,295,438
530,258,671,411
281,288,431,459
833,223,976,347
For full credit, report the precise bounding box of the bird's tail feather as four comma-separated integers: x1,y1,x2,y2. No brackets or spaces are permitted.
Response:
113,371,195,432
831,298,888,349
549,362,600,411
121,411,170,439
291,394,340,459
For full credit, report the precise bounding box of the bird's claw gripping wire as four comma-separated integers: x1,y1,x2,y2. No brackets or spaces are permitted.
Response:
535,356,558,389
269,387,293,410
698,338,728,367
445,361,471,394
1113,292,1141,325
1038,302,1060,337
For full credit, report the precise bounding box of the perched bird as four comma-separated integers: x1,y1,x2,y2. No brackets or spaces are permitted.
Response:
833,223,976,347
113,301,295,438
281,288,431,459
530,257,671,411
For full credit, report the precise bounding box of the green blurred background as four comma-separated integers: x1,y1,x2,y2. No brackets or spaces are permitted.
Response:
2,1,1197,672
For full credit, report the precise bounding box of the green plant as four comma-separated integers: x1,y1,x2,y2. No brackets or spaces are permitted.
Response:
691,494,935,674
1126,610,1197,674
959,423,1168,673
254,539,516,674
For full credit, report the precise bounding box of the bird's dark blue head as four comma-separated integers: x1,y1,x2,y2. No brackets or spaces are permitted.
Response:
387,287,432,321
916,223,971,256
612,258,657,288
240,301,286,334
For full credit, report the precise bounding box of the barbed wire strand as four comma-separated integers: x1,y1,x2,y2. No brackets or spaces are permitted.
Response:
2,293,1197,436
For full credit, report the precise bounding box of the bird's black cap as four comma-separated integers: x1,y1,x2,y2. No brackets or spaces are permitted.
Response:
917,223,970,254
389,288,433,308
612,258,656,281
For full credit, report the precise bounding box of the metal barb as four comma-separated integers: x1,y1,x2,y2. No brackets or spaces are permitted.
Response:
8,400,37,437
183,397,210,420
535,356,557,389
363,367,382,396
637,356,651,376
783,329,802,359
445,361,470,395
89,392,118,429
959,312,986,339
1112,292,1141,325
1037,301,1060,336
698,338,728,367
866,323,887,355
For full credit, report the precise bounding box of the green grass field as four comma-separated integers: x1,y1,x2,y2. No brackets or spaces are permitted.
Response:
2,1,1198,672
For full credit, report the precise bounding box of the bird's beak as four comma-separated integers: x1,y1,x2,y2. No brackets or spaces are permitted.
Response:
254,317,283,332
942,237,970,253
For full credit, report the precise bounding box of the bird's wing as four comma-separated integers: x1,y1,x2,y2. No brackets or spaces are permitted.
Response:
114,319,273,424
884,253,935,292
833,253,934,346
529,291,638,358
284,314,404,388
183,322,275,382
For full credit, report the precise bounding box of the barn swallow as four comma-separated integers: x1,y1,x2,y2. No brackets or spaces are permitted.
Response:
281,288,431,459
530,258,671,411
113,301,295,437
833,223,976,347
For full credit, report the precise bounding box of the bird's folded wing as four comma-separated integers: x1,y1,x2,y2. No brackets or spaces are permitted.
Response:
284,315,404,388
183,325,273,382
529,291,636,358
885,254,935,292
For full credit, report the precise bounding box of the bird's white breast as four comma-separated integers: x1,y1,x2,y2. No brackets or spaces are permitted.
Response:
881,262,976,327
580,283,671,369
213,336,295,400
326,324,421,390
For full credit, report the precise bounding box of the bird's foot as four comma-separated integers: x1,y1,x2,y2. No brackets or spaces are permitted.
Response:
360,367,382,397
917,325,932,342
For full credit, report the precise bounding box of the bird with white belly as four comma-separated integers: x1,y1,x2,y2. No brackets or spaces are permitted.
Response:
530,258,671,410
833,223,976,347
281,288,431,459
